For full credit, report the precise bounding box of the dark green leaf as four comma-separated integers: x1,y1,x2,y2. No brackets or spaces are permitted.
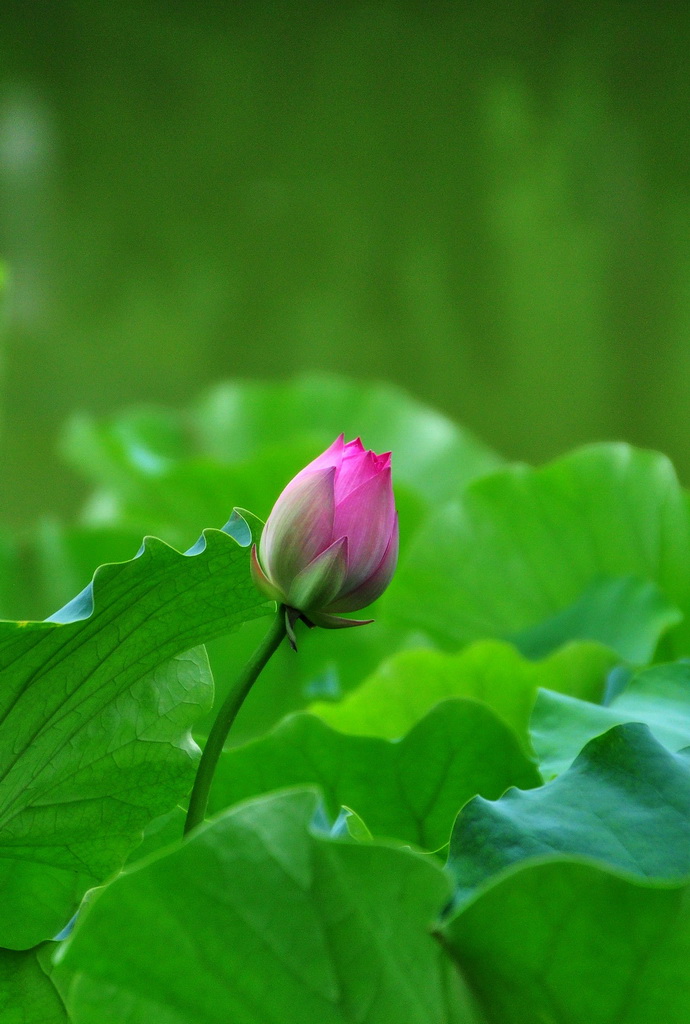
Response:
443,859,690,1024
448,724,690,905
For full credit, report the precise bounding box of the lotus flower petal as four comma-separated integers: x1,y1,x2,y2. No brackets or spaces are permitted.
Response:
260,467,336,593
333,467,396,588
287,537,348,612
326,513,399,613
250,544,284,604
335,445,385,496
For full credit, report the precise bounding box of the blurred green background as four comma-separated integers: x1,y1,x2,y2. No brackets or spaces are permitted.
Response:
2,0,690,528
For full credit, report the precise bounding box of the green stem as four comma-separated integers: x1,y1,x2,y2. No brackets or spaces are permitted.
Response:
184,605,287,834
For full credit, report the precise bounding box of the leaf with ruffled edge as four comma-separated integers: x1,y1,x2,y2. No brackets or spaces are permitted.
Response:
531,660,690,778
447,723,690,908
55,789,476,1024
209,701,541,851
390,444,690,656
0,510,271,950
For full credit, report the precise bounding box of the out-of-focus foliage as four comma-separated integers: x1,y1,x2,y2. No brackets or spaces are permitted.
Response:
2,3,690,527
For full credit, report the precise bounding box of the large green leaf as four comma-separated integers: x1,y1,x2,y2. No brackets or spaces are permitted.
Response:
0,518,270,949
447,724,690,905
510,575,681,662
6,515,410,748
532,661,690,777
310,640,616,751
390,444,690,655
56,789,472,1024
0,946,67,1024
209,702,540,850
442,859,690,1024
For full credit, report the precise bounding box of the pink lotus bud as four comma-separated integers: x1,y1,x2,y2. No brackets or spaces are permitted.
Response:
251,434,399,641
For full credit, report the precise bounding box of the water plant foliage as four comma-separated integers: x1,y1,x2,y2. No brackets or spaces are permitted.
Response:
2,378,689,1023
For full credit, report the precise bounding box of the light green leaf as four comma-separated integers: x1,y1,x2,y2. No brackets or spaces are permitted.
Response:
209,702,540,850
391,444,690,655
57,789,471,1024
443,859,690,1024
0,520,270,949
612,662,690,742
447,724,690,905
532,660,690,777
188,374,504,504
511,575,681,662
531,690,639,780
0,946,67,1024
62,376,502,542
310,640,617,752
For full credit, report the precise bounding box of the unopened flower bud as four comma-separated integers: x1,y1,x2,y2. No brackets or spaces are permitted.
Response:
251,434,398,642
